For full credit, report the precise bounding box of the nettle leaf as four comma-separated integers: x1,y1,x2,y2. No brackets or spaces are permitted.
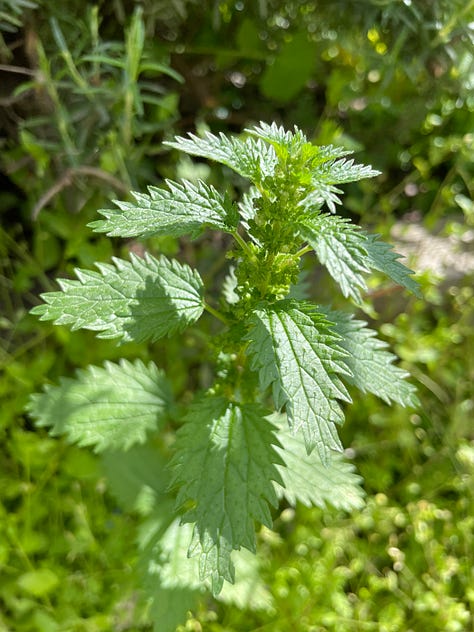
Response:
218,547,274,612
140,517,272,632
101,444,170,514
238,187,259,224
299,215,370,303
299,217,420,302
312,157,381,185
165,131,278,183
139,517,202,632
140,516,202,592
247,121,308,155
31,253,204,343
245,300,352,464
300,182,344,213
170,396,282,595
221,266,240,305
321,308,419,408
89,179,239,239
363,232,422,297
248,121,351,166
27,360,171,453
303,158,379,212
271,413,365,511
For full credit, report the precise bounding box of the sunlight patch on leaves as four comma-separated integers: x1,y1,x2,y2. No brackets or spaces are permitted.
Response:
31,253,204,343
27,360,171,453
170,396,282,595
165,130,278,182
246,301,352,463
89,179,239,239
139,516,273,631
141,518,202,590
322,308,419,408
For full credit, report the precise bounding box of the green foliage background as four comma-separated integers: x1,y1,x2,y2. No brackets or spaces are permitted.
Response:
1,1,473,630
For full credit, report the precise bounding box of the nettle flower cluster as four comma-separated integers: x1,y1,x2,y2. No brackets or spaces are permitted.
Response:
29,123,419,615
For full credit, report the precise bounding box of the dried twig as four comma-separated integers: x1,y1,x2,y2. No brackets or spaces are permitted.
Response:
31,166,130,219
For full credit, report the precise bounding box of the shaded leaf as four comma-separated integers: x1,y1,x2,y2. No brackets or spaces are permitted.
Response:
259,32,317,103
101,444,170,514
363,233,422,297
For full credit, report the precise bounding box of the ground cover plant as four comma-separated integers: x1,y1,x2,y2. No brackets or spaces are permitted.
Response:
27,122,420,630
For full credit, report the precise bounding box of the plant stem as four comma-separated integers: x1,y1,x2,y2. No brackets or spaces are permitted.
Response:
296,244,313,258
232,230,253,257
203,301,229,325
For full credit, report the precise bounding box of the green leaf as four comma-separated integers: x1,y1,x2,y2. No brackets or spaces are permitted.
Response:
259,32,317,103
363,233,422,297
221,266,240,305
302,182,344,213
171,396,283,595
246,300,352,463
165,131,278,183
151,586,199,632
299,215,370,303
321,308,419,408
139,518,202,632
141,517,273,621
101,444,170,514
312,156,381,185
271,413,365,511
299,217,420,301
89,179,239,239
247,121,308,154
31,253,204,343
18,569,59,597
27,360,172,453
303,157,380,212
248,121,351,165
217,548,274,612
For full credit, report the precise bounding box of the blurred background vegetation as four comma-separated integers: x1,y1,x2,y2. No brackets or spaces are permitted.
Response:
1,0,473,630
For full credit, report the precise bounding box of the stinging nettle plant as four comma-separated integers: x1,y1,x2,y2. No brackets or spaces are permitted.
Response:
28,122,420,626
